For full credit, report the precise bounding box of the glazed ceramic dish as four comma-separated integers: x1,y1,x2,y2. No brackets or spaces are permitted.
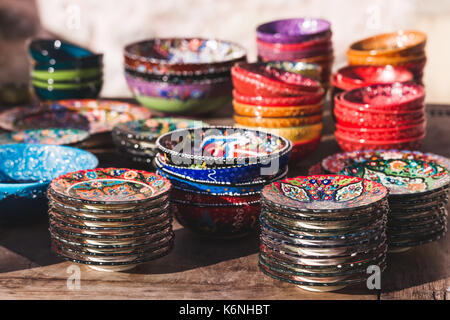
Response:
0,128,89,145
258,174,388,292
0,100,151,135
124,38,247,75
0,144,98,221
156,126,292,167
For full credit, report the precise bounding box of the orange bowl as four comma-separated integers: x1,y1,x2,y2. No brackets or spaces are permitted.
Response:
233,100,323,117
234,113,322,128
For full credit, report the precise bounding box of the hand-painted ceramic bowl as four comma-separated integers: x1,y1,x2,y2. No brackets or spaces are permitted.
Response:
0,144,98,221
266,61,322,81
155,152,289,184
333,65,413,91
340,159,449,197
335,120,426,141
125,67,230,84
256,43,333,61
156,126,292,168
170,187,261,205
233,89,323,106
0,128,90,145
261,175,388,213
347,30,426,58
335,131,425,152
156,166,287,196
49,168,171,206
171,200,260,238
231,62,322,97
28,39,103,65
256,18,331,44
321,150,450,174
258,33,332,51
234,113,322,128
31,68,102,82
339,83,425,111
124,38,247,75
33,82,102,101
232,100,323,117
235,122,323,142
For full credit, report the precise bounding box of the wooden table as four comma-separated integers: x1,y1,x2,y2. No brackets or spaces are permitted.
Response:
0,102,448,300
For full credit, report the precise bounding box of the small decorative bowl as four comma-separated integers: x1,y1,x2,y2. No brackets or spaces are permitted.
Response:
124,38,246,75
0,144,98,221
266,61,322,81
290,137,321,161
258,34,332,52
335,131,425,152
233,89,323,106
156,125,292,168
171,200,260,238
170,187,261,205
232,100,323,117
231,62,322,97
256,18,331,44
236,122,323,143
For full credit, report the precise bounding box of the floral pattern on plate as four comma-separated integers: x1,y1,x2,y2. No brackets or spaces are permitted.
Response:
0,128,89,145
262,175,388,212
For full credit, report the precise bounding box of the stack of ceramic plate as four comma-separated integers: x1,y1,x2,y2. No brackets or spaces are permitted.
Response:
155,126,292,238
231,62,324,161
47,167,174,272
341,158,449,253
124,38,246,115
112,118,207,165
28,39,103,100
347,30,426,83
256,18,333,88
334,83,426,151
259,175,389,292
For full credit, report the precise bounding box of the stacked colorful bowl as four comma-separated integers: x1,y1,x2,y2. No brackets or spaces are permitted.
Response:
259,175,389,292
47,168,173,272
347,30,426,83
311,150,450,253
231,62,325,161
256,18,333,88
28,39,103,100
112,118,207,165
123,38,246,115
334,82,426,151
330,65,414,113
155,126,292,238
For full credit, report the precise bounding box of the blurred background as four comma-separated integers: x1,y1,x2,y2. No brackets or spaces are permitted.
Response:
1,0,450,103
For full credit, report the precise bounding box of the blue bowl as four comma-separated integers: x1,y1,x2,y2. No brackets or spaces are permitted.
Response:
155,153,289,184
0,144,98,222
28,39,102,64
156,166,287,196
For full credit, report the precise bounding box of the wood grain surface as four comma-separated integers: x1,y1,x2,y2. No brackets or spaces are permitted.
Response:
0,102,448,300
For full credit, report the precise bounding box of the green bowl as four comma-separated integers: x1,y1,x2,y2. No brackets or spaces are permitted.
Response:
32,78,103,90
31,68,102,81
133,94,231,115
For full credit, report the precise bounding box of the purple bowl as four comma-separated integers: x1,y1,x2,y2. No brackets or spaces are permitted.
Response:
257,43,333,60
256,18,331,44
125,72,232,101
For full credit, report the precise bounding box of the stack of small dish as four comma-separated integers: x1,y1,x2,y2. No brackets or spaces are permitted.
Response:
312,150,450,253
330,65,414,115
112,118,207,165
259,175,389,292
28,39,103,100
123,38,246,115
231,62,324,161
0,144,98,222
347,30,426,83
341,158,448,253
334,83,426,151
47,168,173,272
155,126,292,238
256,18,334,88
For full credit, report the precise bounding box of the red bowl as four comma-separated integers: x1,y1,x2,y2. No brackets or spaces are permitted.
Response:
334,102,425,128
232,89,324,106
256,45,334,61
333,65,413,91
256,31,332,51
335,120,426,141
339,83,425,111
335,130,425,152
231,62,322,97
170,188,261,205
289,137,321,162
171,201,260,238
